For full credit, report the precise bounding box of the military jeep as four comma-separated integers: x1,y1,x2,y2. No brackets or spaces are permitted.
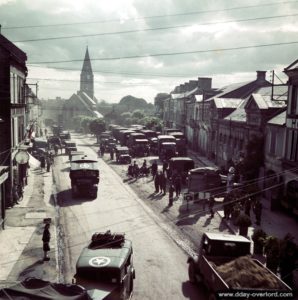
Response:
74,231,135,300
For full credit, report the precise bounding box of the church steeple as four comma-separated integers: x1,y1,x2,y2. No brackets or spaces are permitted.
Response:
80,47,94,99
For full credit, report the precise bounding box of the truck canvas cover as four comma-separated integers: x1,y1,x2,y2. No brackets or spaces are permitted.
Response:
0,278,91,300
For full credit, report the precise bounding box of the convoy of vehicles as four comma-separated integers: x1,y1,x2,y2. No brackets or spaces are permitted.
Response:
187,232,292,299
69,156,100,198
74,231,135,300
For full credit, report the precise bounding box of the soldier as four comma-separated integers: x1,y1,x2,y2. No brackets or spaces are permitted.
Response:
174,173,182,197
209,196,215,218
253,199,263,225
42,223,51,261
168,183,175,206
160,172,167,195
110,148,114,160
151,160,158,179
154,172,160,193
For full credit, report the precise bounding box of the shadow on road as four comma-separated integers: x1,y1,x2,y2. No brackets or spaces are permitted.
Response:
57,189,95,207
181,281,206,300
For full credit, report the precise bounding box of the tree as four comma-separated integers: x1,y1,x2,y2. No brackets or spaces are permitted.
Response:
132,109,145,119
89,118,106,136
154,93,169,113
239,135,264,180
80,116,96,134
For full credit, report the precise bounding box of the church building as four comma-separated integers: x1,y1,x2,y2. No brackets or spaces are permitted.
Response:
63,47,103,129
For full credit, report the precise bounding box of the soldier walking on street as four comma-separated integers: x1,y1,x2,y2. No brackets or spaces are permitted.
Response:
174,173,182,197
151,160,158,179
42,223,51,261
253,199,263,225
168,183,175,206
154,172,160,193
209,196,215,218
160,172,167,195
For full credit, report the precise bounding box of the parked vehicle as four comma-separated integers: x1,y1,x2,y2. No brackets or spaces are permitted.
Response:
69,151,85,161
69,156,99,198
64,141,78,156
130,139,150,157
140,129,158,141
157,135,176,155
159,142,176,160
162,127,180,135
187,167,225,200
32,137,48,158
127,133,146,148
115,146,131,164
74,231,135,300
149,137,158,155
118,130,135,146
169,157,194,182
169,131,187,156
187,232,292,299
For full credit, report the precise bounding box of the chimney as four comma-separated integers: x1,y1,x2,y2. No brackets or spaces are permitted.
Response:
256,71,266,82
198,77,212,90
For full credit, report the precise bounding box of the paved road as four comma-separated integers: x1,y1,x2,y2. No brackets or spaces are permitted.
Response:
53,135,205,300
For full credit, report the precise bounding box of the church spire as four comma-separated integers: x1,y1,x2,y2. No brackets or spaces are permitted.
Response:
82,46,93,73
80,47,94,99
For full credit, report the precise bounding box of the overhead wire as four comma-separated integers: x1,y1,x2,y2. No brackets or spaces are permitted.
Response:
29,40,298,64
3,0,298,30
12,12,298,43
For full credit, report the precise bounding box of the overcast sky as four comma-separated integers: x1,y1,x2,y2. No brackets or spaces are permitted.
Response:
1,0,298,103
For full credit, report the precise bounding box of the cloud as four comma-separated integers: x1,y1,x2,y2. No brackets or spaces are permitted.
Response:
0,0,297,102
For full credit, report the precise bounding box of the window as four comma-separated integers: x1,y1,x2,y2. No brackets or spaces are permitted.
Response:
286,130,298,162
269,129,277,155
289,85,298,115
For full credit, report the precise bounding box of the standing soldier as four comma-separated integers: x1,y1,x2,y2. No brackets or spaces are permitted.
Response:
46,154,52,172
100,144,105,157
151,160,158,179
168,183,175,206
174,173,182,197
244,197,251,217
40,154,46,172
160,172,167,195
209,196,215,218
253,199,263,225
162,160,168,174
42,223,51,261
154,172,160,193
110,148,114,160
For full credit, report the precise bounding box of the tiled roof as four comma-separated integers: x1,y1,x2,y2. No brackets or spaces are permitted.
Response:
224,100,246,122
213,98,242,108
249,94,286,109
256,86,288,101
267,111,286,126
171,87,199,99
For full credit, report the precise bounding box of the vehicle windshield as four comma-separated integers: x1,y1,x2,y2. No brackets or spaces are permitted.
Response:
77,267,121,284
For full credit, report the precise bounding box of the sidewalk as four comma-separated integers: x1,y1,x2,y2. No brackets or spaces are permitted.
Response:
0,167,58,288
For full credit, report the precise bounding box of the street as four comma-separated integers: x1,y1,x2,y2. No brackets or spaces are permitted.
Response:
53,134,206,300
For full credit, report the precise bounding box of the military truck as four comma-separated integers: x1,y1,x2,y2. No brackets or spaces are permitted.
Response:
187,232,292,300
74,231,135,300
69,156,99,198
